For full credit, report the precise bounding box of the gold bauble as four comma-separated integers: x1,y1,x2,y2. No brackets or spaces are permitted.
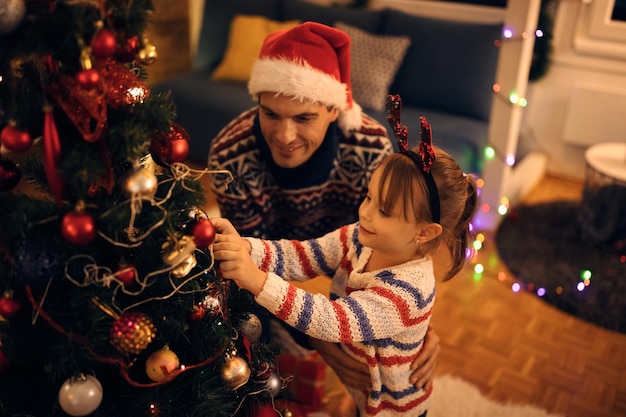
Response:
137,43,158,65
145,346,180,382
221,354,250,390
110,311,156,355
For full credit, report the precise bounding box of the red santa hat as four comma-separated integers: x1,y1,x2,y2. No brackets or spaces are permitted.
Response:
248,21,362,134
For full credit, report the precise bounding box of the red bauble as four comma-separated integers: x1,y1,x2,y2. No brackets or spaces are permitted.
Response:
0,158,21,191
150,124,190,167
114,264,137,287
61,210,97,245
1,124,32,152
192,219,216,247
91,28,117,58
115,35,139,62
0,296,21,318
170,138,189,163
76,68,100,89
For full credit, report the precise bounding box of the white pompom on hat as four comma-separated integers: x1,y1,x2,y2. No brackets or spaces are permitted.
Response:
248,21,362,134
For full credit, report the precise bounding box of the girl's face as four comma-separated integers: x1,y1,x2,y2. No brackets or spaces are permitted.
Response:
358,167,423,266
258,92,339,169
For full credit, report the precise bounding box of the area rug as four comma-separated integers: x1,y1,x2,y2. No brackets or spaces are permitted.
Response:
495,200,626,334
430,375,564,417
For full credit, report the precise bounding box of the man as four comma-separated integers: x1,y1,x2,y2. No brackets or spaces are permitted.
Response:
208,21,439,399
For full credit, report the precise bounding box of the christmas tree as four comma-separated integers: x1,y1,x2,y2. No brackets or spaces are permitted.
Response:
0,1,281,416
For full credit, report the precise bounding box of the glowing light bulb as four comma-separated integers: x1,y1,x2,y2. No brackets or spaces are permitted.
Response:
474,263,484,274
512,282,521,292
472,240,483,251
537,288,546,297
492,83,501,93
506,153,515,166
577,282,585,291
480,202,490,213
509,92,519,104
484,146,496,160
536,29,544,37
580,269,592,280
503,27,514,38
497,271,506,282
497,204,508,216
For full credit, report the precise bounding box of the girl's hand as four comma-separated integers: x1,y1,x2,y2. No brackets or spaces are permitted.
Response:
211,218,267,295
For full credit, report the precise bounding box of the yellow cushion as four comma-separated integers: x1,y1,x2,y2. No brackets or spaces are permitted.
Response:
211,15,301,83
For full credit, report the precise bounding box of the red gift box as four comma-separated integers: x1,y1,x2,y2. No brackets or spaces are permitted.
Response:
276,352,327,410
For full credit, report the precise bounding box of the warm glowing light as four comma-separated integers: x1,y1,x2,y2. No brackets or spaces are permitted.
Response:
472,240,483,251
506,153,516,166
499,196,510,206
519,97,528,107
476,178,485,189
480,202,490,213
492,83,501,93
512,282,521,292
127,86,147,103
497,271,506,281
537,287,546,297
474,263,484,274
497,204,508,216
476,233,485,242
509,92,519,104
580,269,592,280
556,286,563,294
583,279,591,286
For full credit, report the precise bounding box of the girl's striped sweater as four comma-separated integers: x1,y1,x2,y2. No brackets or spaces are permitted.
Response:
248,223,435,416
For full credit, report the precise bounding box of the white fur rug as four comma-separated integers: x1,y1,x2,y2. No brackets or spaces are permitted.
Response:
430,375,565,417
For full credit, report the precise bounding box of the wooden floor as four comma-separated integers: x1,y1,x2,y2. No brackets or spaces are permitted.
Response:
430,174,626,417
200,172,626,417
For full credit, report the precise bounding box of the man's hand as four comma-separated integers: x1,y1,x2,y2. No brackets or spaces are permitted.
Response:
308,338,371,392
409,325,440,390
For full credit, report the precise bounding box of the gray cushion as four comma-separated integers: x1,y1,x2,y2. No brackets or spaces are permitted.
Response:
335,21,410,112
382,9,502,121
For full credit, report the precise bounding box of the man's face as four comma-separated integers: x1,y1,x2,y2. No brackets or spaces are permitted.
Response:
258,92,339,168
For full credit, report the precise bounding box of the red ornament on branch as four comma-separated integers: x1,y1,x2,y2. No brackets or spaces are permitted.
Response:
61,207,97,245
91,27,117,59
0,293,21,318
150,123,190,167
1,123,32,152
192,219,216,247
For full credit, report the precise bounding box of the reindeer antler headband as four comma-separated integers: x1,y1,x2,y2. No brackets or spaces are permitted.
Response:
386,94,441,223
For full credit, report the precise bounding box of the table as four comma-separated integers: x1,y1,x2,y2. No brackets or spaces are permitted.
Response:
580,142,626,244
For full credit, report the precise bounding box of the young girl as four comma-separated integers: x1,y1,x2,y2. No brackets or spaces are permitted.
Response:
212,113,477,416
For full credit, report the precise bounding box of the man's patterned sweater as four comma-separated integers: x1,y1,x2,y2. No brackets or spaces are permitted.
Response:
208,107,392,240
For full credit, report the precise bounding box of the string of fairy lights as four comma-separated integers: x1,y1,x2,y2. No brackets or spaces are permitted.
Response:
465,24,613,299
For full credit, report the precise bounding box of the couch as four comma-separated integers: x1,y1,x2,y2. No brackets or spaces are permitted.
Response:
154,0,503,174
